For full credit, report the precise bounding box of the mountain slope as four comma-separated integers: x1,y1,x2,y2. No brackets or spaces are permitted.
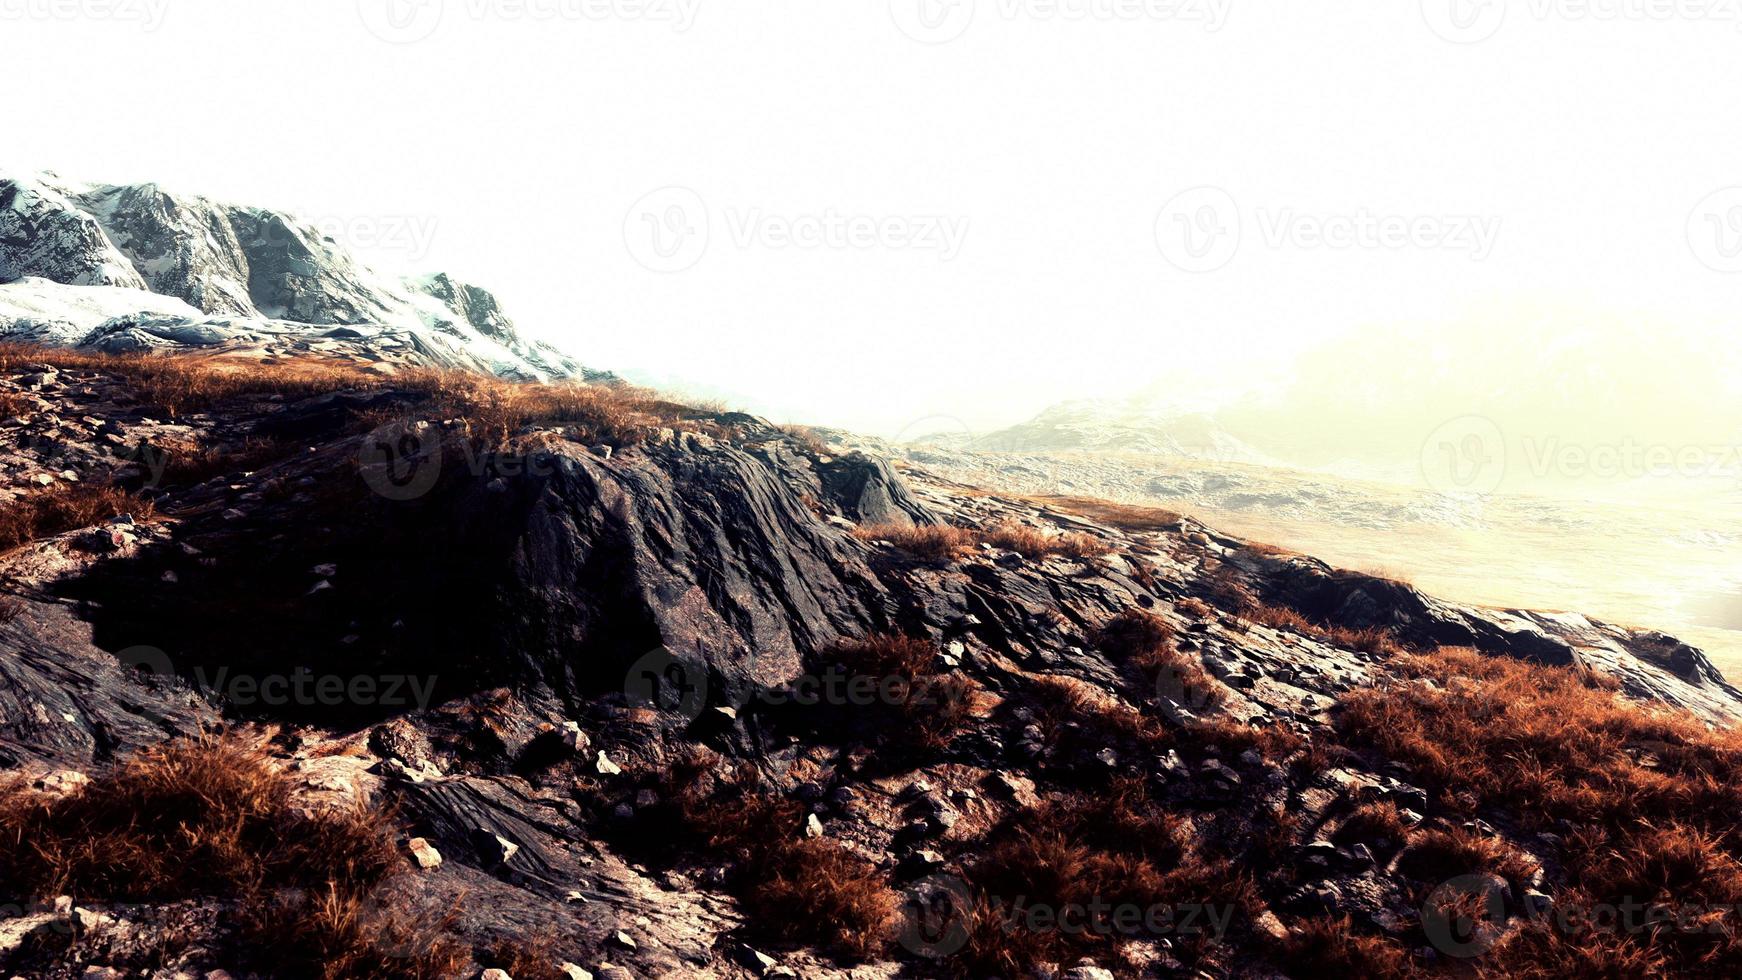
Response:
0,173,589,380
3,346,1741,978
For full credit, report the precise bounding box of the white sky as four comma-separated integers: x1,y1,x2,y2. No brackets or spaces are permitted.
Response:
7,0,1742,438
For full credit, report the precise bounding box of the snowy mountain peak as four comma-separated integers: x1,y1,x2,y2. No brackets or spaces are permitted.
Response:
0,172,589,380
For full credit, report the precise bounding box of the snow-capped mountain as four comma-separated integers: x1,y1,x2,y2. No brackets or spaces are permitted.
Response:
915,397,1271,464
0,173,589,379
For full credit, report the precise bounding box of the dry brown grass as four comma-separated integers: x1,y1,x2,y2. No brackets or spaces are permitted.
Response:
1243,601,1399,656
1094,609,1223,711
0,343,378,417
392,367,702,449
951,778,1259,977
0,737,471,977
981,521,1113,559
0,390,32,417
779,424,830,454
0,341,704,448
1395,827,1538,887
1330,801,1413,852
477,930,584,980
853,523,978,560
854,521,1111,562
243,884,471,980
1176,597,1213,619
0,737,398,901
648,753,898,957
1332,645,1742,973
1030,674,1171,756
1281,917,1420,978
1026,494,1183,532
811,634,987,752
0,484,155,553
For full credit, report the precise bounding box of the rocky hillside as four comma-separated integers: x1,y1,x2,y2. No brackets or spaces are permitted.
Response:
0,174,591,381
2,346,1741,978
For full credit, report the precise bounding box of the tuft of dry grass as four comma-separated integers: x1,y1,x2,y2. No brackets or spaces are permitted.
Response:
951,778,1259,977
1281,917,1420,978
1025,494,1183,532
1093,609,1224,711
1395,827,1537,887
0,484,155,554
1176,597,1213,619
853,523,977,560
980,521,1112,559
779,424,830,454
854,521,1112,562
1242,601,1399,656
1330,801,1413,852
243,883,472,980
642,754,898,957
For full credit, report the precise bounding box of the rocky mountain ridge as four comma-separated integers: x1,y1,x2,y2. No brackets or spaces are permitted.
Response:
0,173,590,380
2,347,1741,977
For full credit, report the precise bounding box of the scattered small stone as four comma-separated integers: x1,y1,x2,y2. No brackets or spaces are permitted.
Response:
474,832,519,865
595,751,622,776
407,837,443,869
561,721,590,752
610,930,637,950
35,770,90,795
804,813,825,838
